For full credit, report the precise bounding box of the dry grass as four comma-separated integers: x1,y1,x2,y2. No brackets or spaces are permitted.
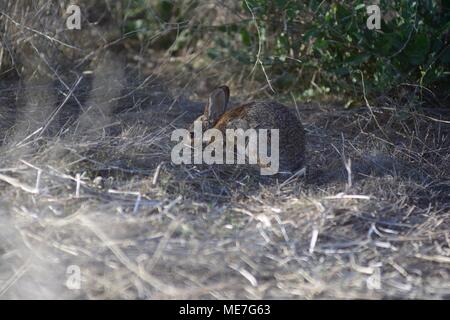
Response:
1,1,449,300
1,75,449,299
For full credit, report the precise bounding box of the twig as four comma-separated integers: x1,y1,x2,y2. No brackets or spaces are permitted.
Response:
75,173,81,198
243,0,275,93
14,127,43,147
415,254,450,264
39,76,83,136
279,167,306,188
359,70,391,142
309,228,319,254
19,160,43,193
0,173,38,194
0,11,80,50
0,259,32,297
133,193,141,214
230,264,258,287
152,162,164,186
146,219,183,273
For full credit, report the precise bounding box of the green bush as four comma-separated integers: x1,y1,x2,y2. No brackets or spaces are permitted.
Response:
226,0,450,103
125,1,450,104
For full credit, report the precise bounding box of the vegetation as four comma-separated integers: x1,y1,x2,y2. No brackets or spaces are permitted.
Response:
123,0,450,103
0,0,449,300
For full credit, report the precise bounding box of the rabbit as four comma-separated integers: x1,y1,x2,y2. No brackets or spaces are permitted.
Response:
189,85,306,174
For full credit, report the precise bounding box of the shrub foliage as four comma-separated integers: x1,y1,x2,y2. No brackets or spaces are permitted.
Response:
125,0,450,103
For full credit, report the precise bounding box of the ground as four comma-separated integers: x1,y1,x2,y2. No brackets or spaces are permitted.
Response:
0,65,449,299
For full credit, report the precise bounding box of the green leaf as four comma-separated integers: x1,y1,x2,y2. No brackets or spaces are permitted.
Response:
240,28,251,46
404,33,431,65
344,53,370,66
314,39,329,50
207,48,220,59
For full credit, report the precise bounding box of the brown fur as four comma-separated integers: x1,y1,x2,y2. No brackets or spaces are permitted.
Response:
190,86,306,173
213,104,251,132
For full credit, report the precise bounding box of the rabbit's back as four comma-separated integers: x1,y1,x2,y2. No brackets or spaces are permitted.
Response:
214,102,306,172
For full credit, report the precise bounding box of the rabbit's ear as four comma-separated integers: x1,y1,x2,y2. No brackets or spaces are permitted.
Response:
204,86,230,123
217,85,230,106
